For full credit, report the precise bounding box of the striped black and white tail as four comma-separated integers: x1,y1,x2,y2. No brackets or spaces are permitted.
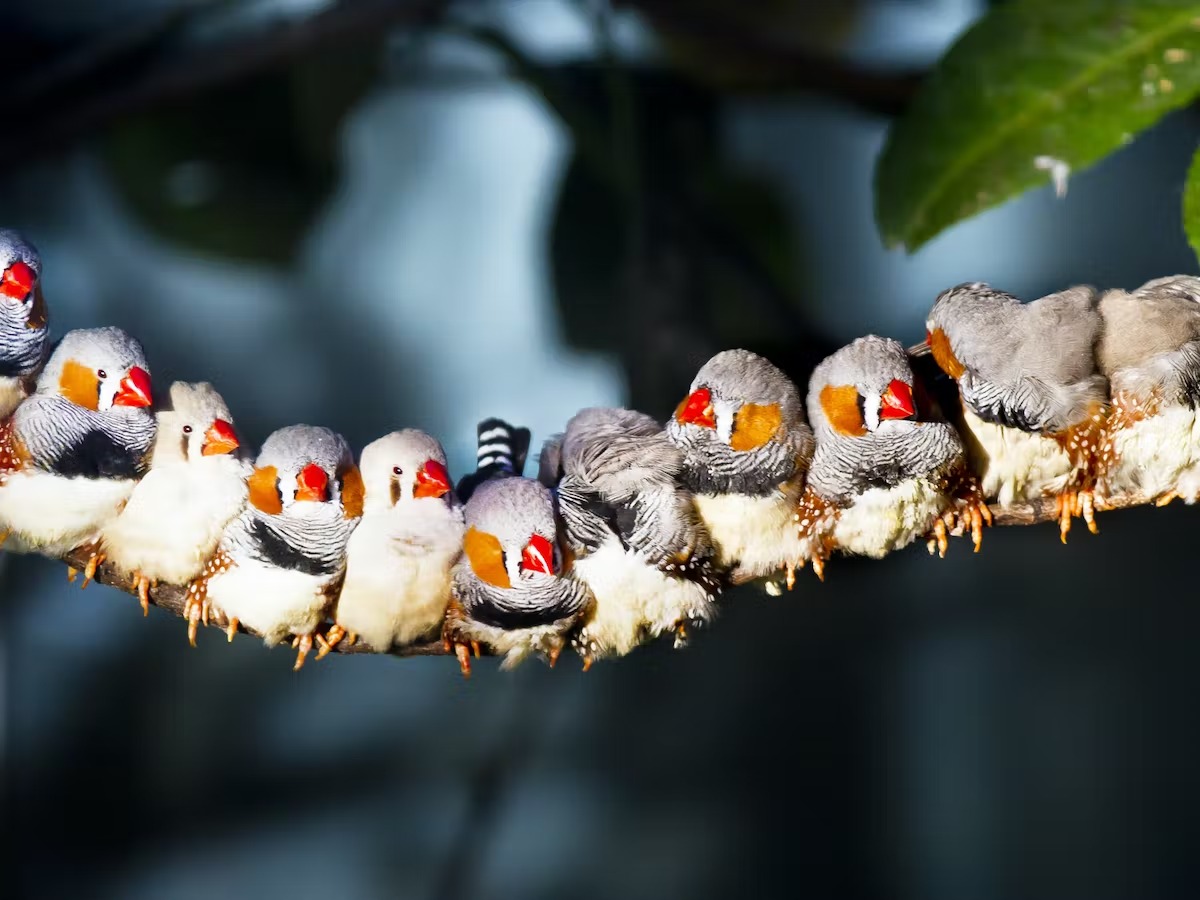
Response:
455,417,532,502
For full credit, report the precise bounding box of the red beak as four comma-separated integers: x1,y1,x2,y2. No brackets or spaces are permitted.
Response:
201,419,240,457
0,261,34,300
414,459,451,499
879,378,915,420
677,387,716,429
520,534,555,576
295,463,329,503
112,366,153,408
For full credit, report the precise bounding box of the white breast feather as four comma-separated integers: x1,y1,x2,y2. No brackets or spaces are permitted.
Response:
1108,405,1200,500
693,490,810,580
100,459,247,584
206,562,334,646
335,505,464,651
833,478,946,558
0,378,25,419
572,539,717,659
960,406,1073,505
0,470,136,557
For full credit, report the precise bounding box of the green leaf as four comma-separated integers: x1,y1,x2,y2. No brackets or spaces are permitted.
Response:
876,1,1200,251
1184,143,1200,264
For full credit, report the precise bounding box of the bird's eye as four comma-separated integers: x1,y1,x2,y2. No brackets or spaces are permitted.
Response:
97,369,107,380
393,466,403,476
183,425,193,435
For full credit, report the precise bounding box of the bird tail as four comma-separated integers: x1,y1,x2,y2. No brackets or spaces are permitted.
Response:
456,418,532,502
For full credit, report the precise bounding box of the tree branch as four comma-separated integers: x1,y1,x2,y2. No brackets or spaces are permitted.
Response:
51,489,1153,662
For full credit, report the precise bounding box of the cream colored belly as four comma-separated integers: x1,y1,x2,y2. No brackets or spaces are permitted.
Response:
101,466,247,585
693,491,810,580
206,563,334,646
833,478,946,558
0,471,135,557
0,378,26,419
335,520,458,651
960,407,1073,505
1107,406,1200,500
572,541,717,659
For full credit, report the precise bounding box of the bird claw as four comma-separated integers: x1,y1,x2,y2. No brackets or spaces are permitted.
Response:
784,562,796,591
810,554,826,583
132,573,155,616
1055,488,1099,543
316,625,347,660
928,517,949,559
452,642,472,678
80,550,105,590
184,594,209,647
673,621,689,650
547,643,561,668
225,617,239,643
1155,491,1179,508
291,633,314,671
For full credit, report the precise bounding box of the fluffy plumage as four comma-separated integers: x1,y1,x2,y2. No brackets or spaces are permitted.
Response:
0,230,50,418
1095,275,1200,503
0,327,155,558
100,382,249,615
800,335,983,578
925,282,1108,540
665,348,814,586
331,429,465,652
545,406,720,664
444,421,592,673
186,424,362,668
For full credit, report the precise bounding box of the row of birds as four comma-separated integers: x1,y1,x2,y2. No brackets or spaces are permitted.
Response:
1,228,1196,673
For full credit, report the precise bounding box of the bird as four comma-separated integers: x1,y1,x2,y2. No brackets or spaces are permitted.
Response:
0,230,50,419
798,335,988,579
183,424,363,669
540,406,721,666
98,382,248,620
0,327,155,571
664,348,815,591
324,428,464,655
443,418,593,676
922,282,1108,541
1095,275,1200,505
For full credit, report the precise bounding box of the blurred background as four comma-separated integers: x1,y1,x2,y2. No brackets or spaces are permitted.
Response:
4,1,1200,897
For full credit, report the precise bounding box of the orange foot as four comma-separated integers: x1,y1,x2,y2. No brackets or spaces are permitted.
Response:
925,514,951,558
291,633,315,671
183,590,209,647
673,621,689,650
80,548,106,589
1155,491,1179,508
315,625,358,660
1055,488,1099,543
131,572,157,616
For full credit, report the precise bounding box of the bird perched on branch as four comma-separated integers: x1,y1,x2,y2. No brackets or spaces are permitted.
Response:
0,230,50,419
665,349,814,590
0,327,154,568
325,429,463,654
1096,275,1200,506
542,407,721,666
100,382,247,620
798,335,988,578
443,419,593,676
922,282,1108,541
184,425,363,669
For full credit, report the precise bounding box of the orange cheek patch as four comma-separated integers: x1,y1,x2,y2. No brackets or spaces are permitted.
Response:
464,526,512,589
340,465,365,519
27,286,47,331
248,466,284,515
730,402,782,451
928,327,965,380
58,360,100,411
819,385,866,436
